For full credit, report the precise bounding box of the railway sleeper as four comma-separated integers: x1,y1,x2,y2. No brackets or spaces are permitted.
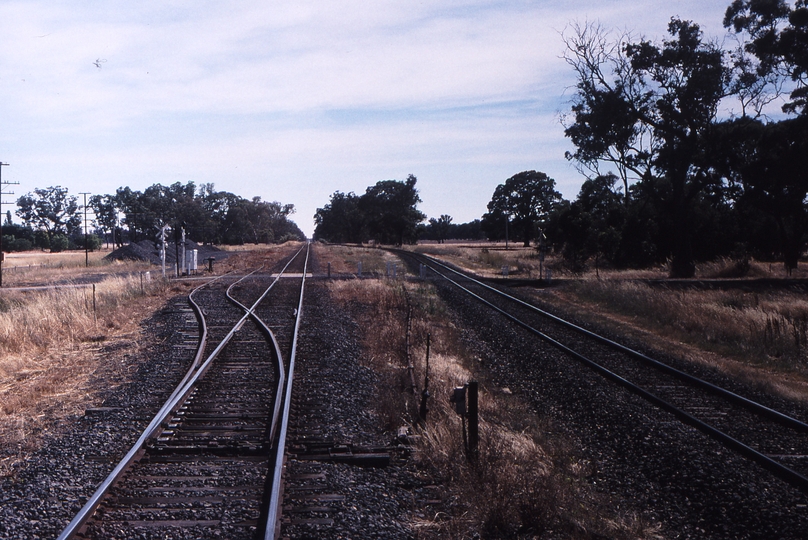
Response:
148,444,269,456
288,441,402,467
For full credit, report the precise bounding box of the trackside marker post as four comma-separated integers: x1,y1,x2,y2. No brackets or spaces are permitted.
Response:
450,380,479,461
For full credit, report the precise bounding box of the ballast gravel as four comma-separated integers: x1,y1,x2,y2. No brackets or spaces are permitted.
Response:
5,260,807,539
431,276,808,539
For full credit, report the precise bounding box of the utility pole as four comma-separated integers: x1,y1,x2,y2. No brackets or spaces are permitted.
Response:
0,162,17,287
80,192,91,267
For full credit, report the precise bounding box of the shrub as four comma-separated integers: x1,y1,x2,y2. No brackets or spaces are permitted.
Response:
50,234,69,252
34,230,49,249
11,238,33,252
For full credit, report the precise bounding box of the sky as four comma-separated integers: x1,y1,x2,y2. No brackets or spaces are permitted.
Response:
1,1,734,237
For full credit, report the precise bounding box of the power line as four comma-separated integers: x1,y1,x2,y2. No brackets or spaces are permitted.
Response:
80,192,92,267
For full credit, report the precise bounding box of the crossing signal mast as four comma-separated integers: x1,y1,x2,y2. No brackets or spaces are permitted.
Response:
0,162,18,287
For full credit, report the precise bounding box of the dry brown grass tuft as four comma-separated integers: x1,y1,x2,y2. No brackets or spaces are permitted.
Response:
326,251,655,538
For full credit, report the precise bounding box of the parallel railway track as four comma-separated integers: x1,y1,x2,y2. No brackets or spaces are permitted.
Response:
58,244,310,540
402,250,808,495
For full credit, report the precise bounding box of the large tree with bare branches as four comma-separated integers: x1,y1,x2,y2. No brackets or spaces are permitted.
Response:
563,19,730,277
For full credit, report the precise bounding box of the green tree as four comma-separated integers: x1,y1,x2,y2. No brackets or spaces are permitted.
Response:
96,182,302,246
564,19,730,277
482,171,562,247
550,174,626,272
710,116,808,271
314,191,365,243
89,194,120,248
16,186,82,246
314,176,426,245
725,0,808,114
428,215,453,244
49,233,70,252
360,175,425,245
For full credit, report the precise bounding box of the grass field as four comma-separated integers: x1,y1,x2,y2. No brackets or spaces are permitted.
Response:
1,249,153,287
0,250,177,474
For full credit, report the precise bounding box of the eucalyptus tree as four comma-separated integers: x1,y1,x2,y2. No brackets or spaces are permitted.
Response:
88,194,120,248
428,214,453,244
564,19,731,277
482,171,562,247
313,191,365,243
16,186,82,245
724,0,808,115
360,174,425,246
314,175,425,245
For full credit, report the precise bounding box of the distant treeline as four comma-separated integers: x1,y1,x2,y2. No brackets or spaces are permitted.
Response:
3,182,303,252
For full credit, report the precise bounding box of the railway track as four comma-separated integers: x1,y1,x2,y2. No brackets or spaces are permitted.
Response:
57,244,310,540
402,251,808,495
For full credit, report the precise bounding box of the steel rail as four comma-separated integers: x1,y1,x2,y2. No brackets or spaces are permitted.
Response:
415,252,808,433
264,241,310,540
55,272,231,539
57,250,304,539
166,272,233,404
225,246,307,447
416,254,808,495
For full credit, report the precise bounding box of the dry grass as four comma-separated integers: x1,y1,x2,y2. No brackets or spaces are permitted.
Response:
411,244,808,401
411,243,808,281
532,279,808,403
2,249,153,287
410,243,553,279
314,243,409,276
326,255,658,538
215,241,306,274
0,274,179,475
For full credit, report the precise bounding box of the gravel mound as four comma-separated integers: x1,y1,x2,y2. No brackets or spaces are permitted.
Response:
105,240,227,266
